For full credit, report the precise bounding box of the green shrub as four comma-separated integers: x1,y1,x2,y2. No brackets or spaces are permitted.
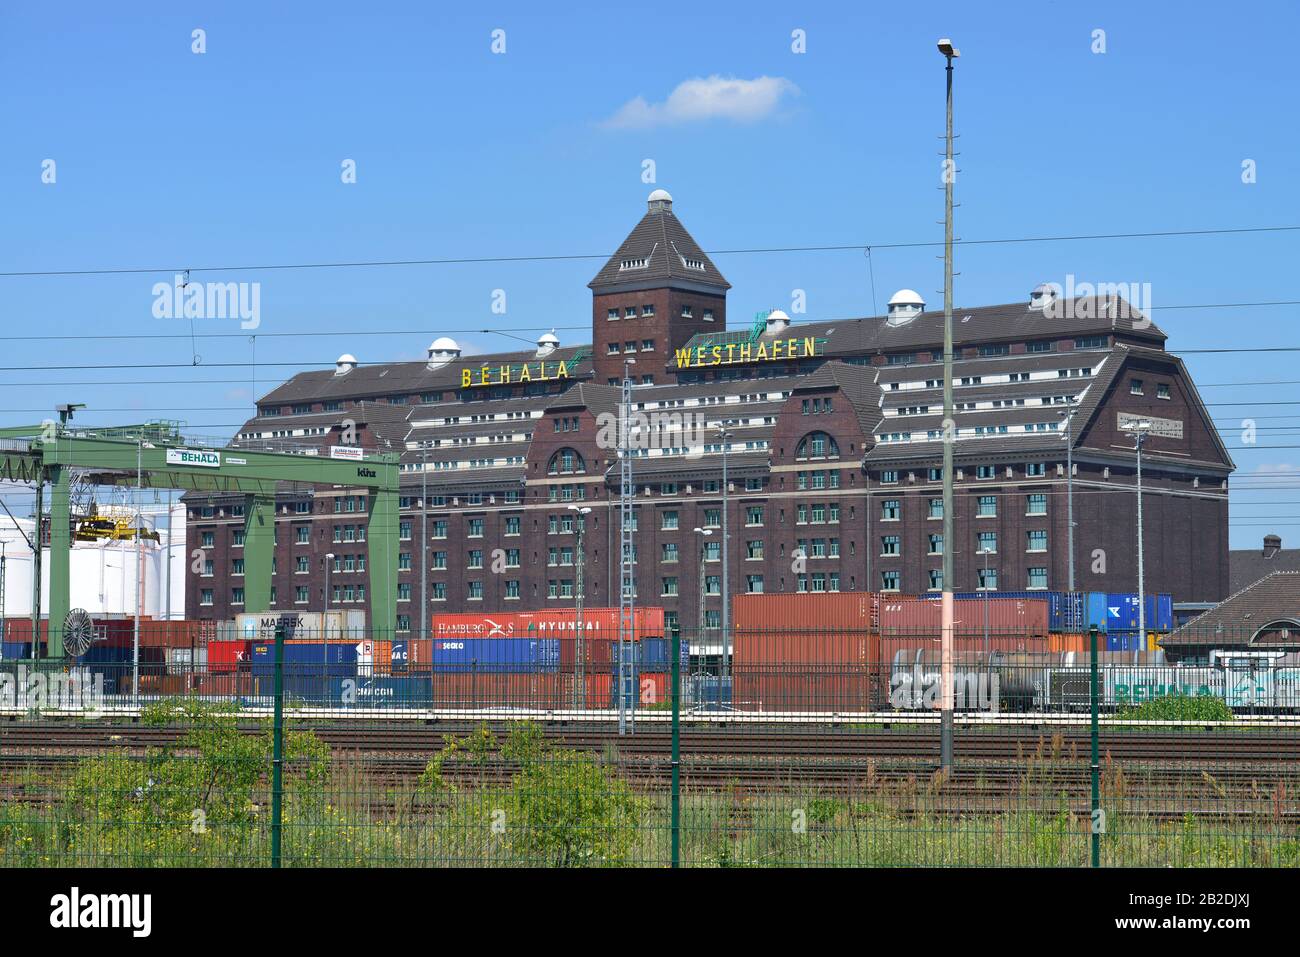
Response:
1118,694,1233,722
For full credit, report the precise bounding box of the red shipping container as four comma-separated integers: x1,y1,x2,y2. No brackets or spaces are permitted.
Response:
877,598,1049,640
584,673,613,707
207,640,253,673
732,593,880,634
733,667,871,712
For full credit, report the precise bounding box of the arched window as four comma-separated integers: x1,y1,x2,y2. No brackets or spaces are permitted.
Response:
548,448,586,475
796,431,839,461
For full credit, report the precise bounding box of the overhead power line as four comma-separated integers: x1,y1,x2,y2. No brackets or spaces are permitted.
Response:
1,224,1297,279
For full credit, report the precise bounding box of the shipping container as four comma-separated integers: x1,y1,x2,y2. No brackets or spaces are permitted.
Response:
1048,633,1086,654
235,610,366,642
0,641,31,661
427,637,560,673
636,637,691,671
428,671,572,709
732,666,872,712
165,647,207,676
329,675,432,707
878,598,1049,640
206,640,253,674
251,641,358,678
732,592,880,635
1084,592,1110,633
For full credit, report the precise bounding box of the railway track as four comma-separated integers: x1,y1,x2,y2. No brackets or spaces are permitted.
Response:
2,722,1300,764
2,721,1298,763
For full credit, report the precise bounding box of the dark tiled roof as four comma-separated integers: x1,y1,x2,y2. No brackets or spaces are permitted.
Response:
1229,544,1300,593
588,200,729,290
257,346,592,406
1162,572,1300,646
795,297,1166,356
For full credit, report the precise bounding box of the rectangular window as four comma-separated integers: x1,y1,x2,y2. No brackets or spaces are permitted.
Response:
1027,530,1048,552
746,506,764,526
705,575,721,596
661,510,679,530
1156,383,1171,400
433,551,447,570
505,516,521,535
881,499,900,521
200,589,214,606
976,465,996,479
505,580,520,599
661,577,679,597
880,571,900,591
977,495,997,518
1026,462,1046,477
1027,493,1047,515
1130,378,1144,395
661,543,678,562
746,540,764,560
432,582,446,601
746,574,764,594
977,531,997,554
978,567,998,590
467,518,484,537
928,534,943,555
468,581,483,600
434,520,447,539
399,521,412,541
928,569,943,591
295,586,308,603
1028,567,1048,589
928,498,943,519
880,470,899,484
880,535,900,556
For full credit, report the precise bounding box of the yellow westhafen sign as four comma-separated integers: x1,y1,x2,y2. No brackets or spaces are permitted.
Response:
462,360,570,388
674,336,820,369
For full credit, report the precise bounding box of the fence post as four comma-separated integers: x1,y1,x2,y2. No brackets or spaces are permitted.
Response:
1089,624,1100,868
671,624,681,869
271,621,285,868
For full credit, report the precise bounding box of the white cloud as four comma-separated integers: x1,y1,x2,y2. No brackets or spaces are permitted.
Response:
602,75,799,130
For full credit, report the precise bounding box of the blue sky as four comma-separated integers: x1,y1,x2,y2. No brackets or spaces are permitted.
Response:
2,0,1298,549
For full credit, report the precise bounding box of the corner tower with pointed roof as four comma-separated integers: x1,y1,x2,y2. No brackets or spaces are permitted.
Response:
589,189,730,385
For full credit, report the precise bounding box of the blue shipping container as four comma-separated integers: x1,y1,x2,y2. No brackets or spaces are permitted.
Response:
329,675,432,707
1047,592,1084,633
637,638,691,671
1085,593,1110,633
1106,632,1145,652
428,637,560,673
1146,594,1174,632
1106,594,1141,631
391,640,408,673
0,642,32,660
252,642,358,677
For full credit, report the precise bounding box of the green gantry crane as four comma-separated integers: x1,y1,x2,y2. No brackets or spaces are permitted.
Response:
0,417,400,657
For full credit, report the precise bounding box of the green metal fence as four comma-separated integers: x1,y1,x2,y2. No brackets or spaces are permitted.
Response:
1,623,1298,867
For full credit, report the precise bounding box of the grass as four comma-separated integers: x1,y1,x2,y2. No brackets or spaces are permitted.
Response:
2,717,1298,868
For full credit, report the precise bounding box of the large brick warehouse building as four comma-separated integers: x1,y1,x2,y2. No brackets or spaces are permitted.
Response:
184,190,1234,637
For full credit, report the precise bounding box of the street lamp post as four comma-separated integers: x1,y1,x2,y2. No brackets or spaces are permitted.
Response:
324,552,335,687
569,504,591,709
717,425,732,684
694,527,713,671
1058,397,1078,593
937,36,960,769
1126,422,1152,659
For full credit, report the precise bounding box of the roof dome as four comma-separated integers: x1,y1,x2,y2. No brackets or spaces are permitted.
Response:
647,188,673,203
334,354,358,376
426,337,461,370
536,330,560,357
765,309,791,333
429,336,460,353
887,289,924,307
